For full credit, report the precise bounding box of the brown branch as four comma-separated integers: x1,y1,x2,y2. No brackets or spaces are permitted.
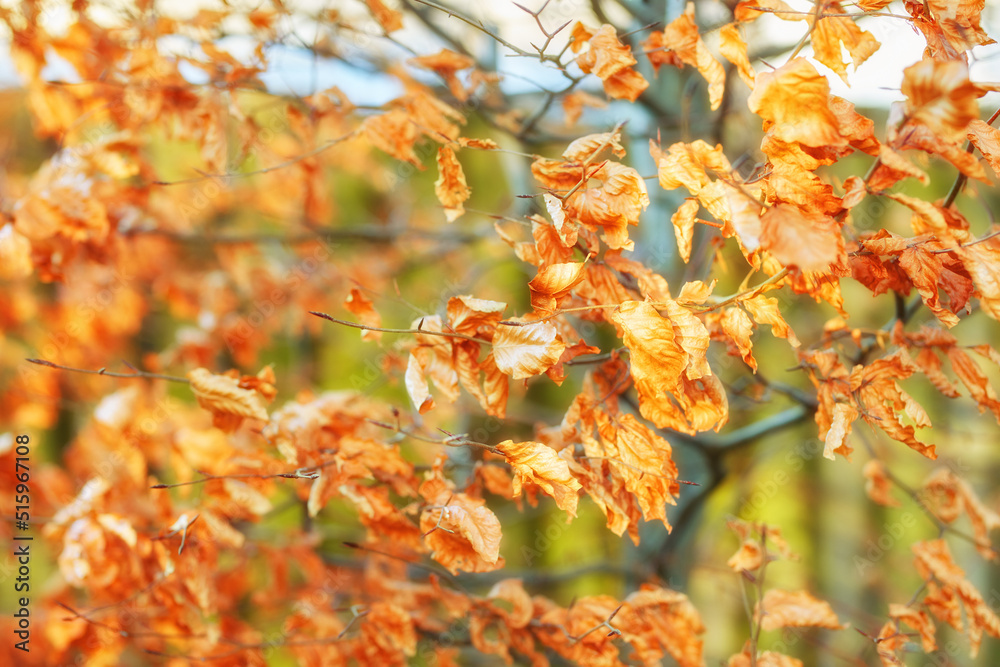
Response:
123,225,486,246
26,359,189,383
149,462,337,490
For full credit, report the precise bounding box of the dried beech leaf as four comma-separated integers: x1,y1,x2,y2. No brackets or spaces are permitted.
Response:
493,321,566,379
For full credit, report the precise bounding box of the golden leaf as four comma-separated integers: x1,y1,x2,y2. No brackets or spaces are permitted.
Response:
344,288,381,342
756,589,846,631
365,0,403,33
188,367,270,432
576,24,650,101
492,320,566,380
420,494,504,574
435,146,471,222
748,58,844,148
759,204,845,274
719,23,755,88
409,49,475,101
862,459,900,507
643,4,726,109
495,440,582,516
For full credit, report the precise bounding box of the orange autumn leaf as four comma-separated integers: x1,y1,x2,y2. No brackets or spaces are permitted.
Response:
596,413,680,529
922,468,1000,560
759,204,846,274
575,24,649,101
404,315,460,413
365,0,403,33
492,320,566,379
618,586,705,667
188,367,271,432
642,4,726,109
741,294,799,347
362,109,420,165
344,287,382,342
409,49,475,101
863,459,900,507
420,501,503,574
727,539,764,573
925,0,995,53
447,295,506,338
671,199,699,263
756,589,846,632
564,161,649,251
561,130,626,162
912,539,1000,657
810,2,879,84
434,145,471,222
720,306,757,372
901,58,988,143
611,300,727,434
734,0,800,21
528,262,585,313
850,353,937,459
420,474,505,574
748,58,844,148
822,402,857,460
719,23,755,88
968,120,1000,178
495,439,581,516
561,90,607,127
957,234,1000,322
889,603,937,653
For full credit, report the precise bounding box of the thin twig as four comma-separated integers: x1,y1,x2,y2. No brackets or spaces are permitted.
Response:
310,312,488,344
26,359,189,383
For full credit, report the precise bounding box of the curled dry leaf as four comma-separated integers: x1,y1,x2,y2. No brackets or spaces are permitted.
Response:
561,130,626,162
365,0,403,33
967,120,1000,179
495,440,581,516
434,145,470,222
901,58,988,143
575,24,649,102
922,468,1000,560
642,4,726,109
912,539,1000,657
619,585,706,667
810,2,879,84
492,320,566,380
749,58,844,149
759,204,845,274
756,589,846,632
612,300,727,434
344,287,381,342
408,49,475,101
188,367,271,432
420,495,504,574
561,90,607,127
889,603,937,653
719,23,754,88
862,459,900,507
528,262,585,312
957,235,1000,322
